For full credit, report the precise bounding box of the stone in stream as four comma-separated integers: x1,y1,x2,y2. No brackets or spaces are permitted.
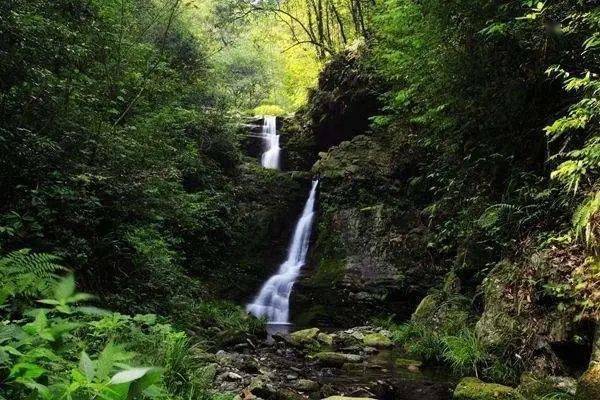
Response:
289,327,320,346
293,378,320,392
362,332,392,348
453,377,523,400
394,358,423,372
318,332,334,346
314,352,363,367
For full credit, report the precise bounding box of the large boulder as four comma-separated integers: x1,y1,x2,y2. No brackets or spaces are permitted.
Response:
362,332,392,348
288,328,320,346
288,118,440,327
474,254,591,375
518,373,576,398
453,377,523,400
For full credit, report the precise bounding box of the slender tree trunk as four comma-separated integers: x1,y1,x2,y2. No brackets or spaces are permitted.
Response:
330,2,347,45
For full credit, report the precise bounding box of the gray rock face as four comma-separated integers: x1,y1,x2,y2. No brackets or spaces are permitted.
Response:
290,136,439,326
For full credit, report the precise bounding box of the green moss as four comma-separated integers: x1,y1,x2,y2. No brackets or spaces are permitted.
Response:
308,258,346,286
577,363,600,400
289,327,320,346
453,377,523,400
518,373,576,400
411,294,439,322
362,332,393,348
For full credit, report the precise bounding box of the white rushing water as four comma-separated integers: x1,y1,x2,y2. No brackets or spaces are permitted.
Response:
260,116,281,170
246,179,319,323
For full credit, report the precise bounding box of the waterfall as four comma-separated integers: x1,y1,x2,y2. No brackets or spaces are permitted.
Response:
260,116,281,170
247,179,319,323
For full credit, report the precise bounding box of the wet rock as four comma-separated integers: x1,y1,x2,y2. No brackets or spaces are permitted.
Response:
362,333,392,348
314,352,363,367
411,294,438,322
342,363,366,372
577,363,600,400
340,345,362,353
247,376,277,399
362,346,378,354
322,397,376,400
318,332,334,346
276,388,305,400
289,328,320,346
394,358,423,371
294,379,320,392
320,384,336,398
240,356,260,373
518,373,576,398
453,377,523,400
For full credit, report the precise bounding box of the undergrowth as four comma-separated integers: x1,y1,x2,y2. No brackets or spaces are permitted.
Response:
0,249,244,400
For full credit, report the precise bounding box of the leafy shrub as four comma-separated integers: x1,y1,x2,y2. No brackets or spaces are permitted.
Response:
0,250,231,399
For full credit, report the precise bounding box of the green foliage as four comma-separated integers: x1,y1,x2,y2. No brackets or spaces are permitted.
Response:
0,249,63,305
442,330,487,377
0,251,229,399
0,0,288,330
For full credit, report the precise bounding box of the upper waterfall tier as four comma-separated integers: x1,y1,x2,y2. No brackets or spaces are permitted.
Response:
260,116,280,170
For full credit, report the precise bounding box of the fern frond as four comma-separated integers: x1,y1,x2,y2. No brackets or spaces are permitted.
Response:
573,191,600,249
0,249,64,301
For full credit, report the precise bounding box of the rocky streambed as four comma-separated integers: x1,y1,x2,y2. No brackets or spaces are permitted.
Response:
203,326,454,400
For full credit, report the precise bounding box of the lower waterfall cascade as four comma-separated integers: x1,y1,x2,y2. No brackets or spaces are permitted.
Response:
246,179,319,323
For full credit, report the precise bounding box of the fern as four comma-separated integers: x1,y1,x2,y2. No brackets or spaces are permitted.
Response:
572,191,599,249
0,249,64,305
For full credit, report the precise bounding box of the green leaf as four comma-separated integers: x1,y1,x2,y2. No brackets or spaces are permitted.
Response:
109,367,153,385
79,351,95,381
128,368,162,399
67,293,95,303
54,274,76,301
10,362,46,379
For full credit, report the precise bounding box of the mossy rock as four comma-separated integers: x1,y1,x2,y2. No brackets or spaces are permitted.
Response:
411,294,439,322
314,352,363,367
289,327,320,346
307,258,346,287
518,373,576,398
318,332,334,346
453,377,523,400
362,332,392,348
577,363,600,400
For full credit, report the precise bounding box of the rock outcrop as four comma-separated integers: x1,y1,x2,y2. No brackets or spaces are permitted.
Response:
290,134,440,326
